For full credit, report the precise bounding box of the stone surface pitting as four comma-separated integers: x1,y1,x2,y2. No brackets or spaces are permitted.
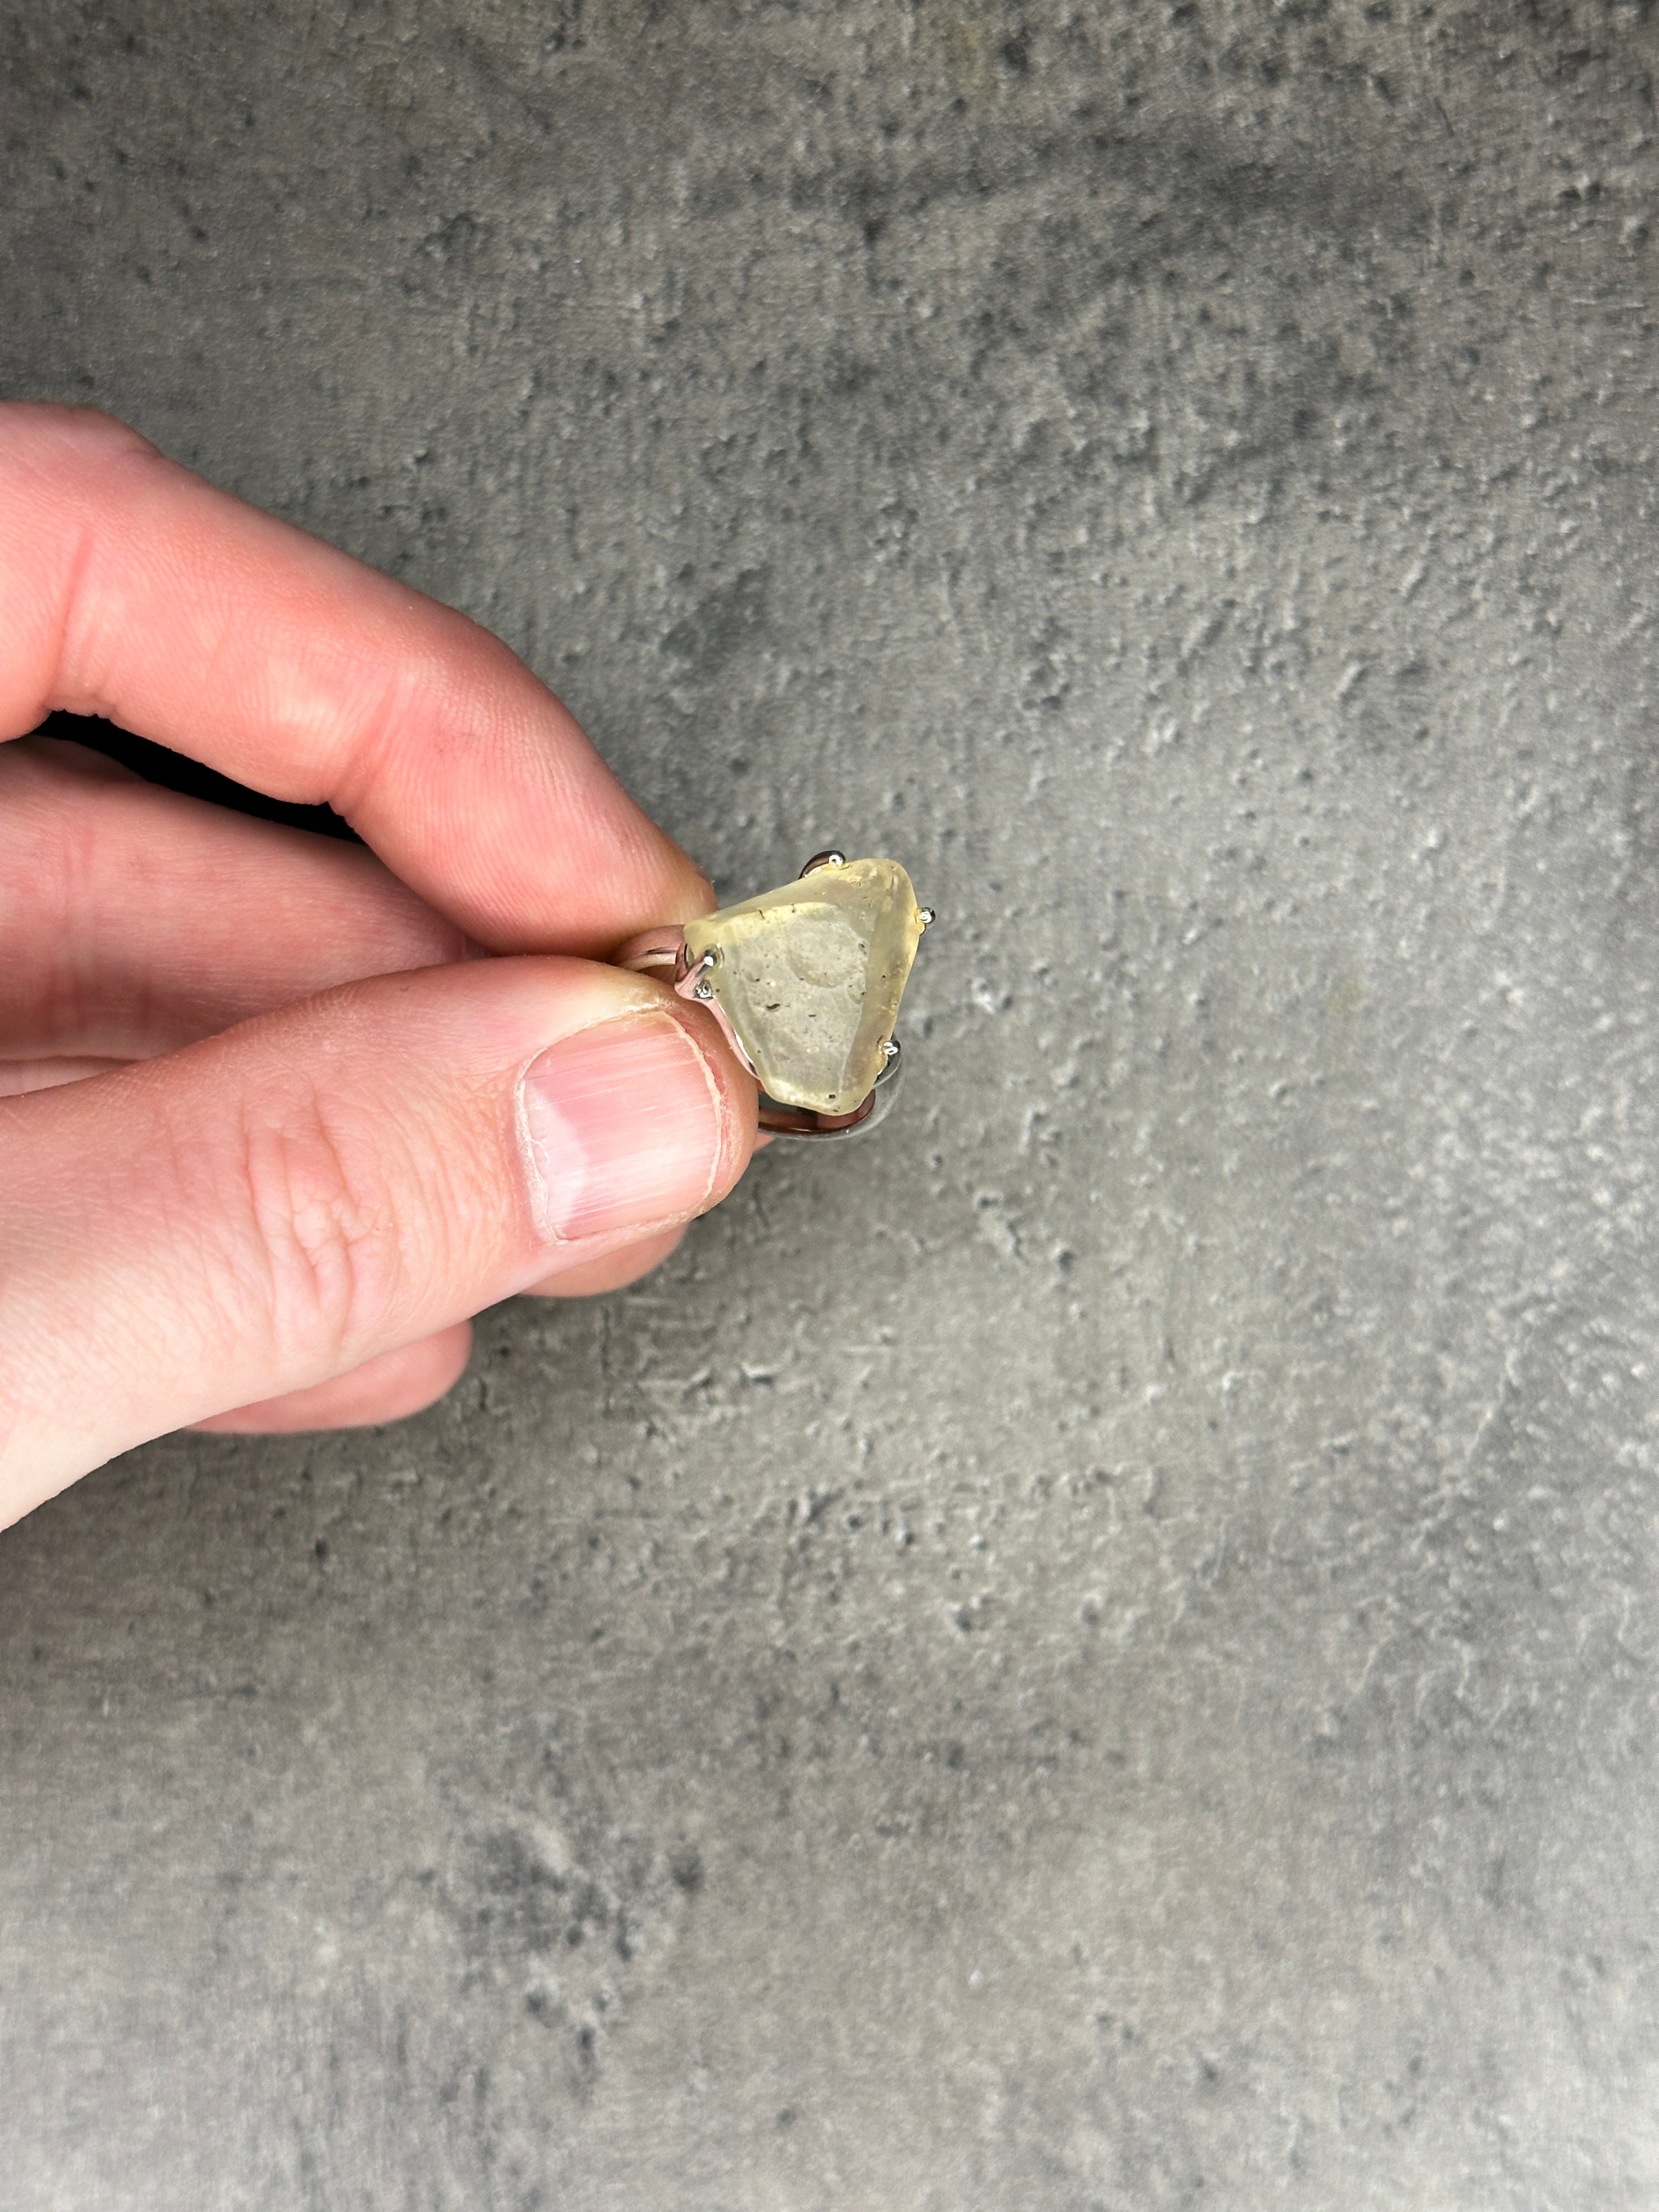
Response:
684,857,923,1114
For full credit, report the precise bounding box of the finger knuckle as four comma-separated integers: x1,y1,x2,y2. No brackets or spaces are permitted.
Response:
231,1081,411,1367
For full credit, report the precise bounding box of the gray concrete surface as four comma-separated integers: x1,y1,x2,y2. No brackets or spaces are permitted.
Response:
5,2,1659,2204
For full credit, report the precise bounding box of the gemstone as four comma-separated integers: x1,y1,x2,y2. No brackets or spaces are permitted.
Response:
684,858,925,1114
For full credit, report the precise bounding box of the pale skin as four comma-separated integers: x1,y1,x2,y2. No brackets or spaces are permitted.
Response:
0,404,759,1531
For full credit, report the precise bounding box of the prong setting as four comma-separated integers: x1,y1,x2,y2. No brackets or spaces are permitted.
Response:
619,855,927,1135
690,946,719,999
667,946,758,1076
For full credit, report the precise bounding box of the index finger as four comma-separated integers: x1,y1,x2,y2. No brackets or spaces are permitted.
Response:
0,404,712,955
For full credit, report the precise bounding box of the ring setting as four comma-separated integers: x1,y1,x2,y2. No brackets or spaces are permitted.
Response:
613,851,933,1138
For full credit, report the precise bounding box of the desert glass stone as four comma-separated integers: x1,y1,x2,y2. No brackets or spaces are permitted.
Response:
683,859,924,1114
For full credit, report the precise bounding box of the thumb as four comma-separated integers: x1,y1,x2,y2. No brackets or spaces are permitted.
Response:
0,957,755,1524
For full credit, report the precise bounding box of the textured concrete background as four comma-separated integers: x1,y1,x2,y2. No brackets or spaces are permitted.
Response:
5,2,1659,2205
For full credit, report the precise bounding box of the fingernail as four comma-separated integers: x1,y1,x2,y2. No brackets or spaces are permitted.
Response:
519,1010,727,1243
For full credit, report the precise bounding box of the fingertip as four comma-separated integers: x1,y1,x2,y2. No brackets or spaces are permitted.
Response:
659,851,718,927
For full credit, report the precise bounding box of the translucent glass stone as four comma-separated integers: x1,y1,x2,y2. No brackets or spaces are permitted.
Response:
684,858,924,1114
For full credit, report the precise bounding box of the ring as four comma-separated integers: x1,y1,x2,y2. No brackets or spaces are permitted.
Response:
612,850,934,1139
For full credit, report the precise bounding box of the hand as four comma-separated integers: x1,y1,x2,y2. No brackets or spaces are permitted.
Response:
0,406,757,1528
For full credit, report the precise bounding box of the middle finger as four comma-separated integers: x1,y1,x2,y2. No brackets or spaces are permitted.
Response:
0,736,470,1063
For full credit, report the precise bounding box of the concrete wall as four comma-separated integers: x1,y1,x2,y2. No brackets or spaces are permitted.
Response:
4,3,1659,2203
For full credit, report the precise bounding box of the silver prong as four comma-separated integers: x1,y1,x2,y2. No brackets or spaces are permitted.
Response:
918,907,935,929
801,849,847,876
882,1038,900,1061
665,945,757,1079
675,946,720,1005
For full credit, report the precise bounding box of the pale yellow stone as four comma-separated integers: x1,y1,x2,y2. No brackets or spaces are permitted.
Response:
684,858,924,1114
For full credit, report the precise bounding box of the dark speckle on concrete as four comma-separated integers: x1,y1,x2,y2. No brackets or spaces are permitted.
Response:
6,0,1659,2204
